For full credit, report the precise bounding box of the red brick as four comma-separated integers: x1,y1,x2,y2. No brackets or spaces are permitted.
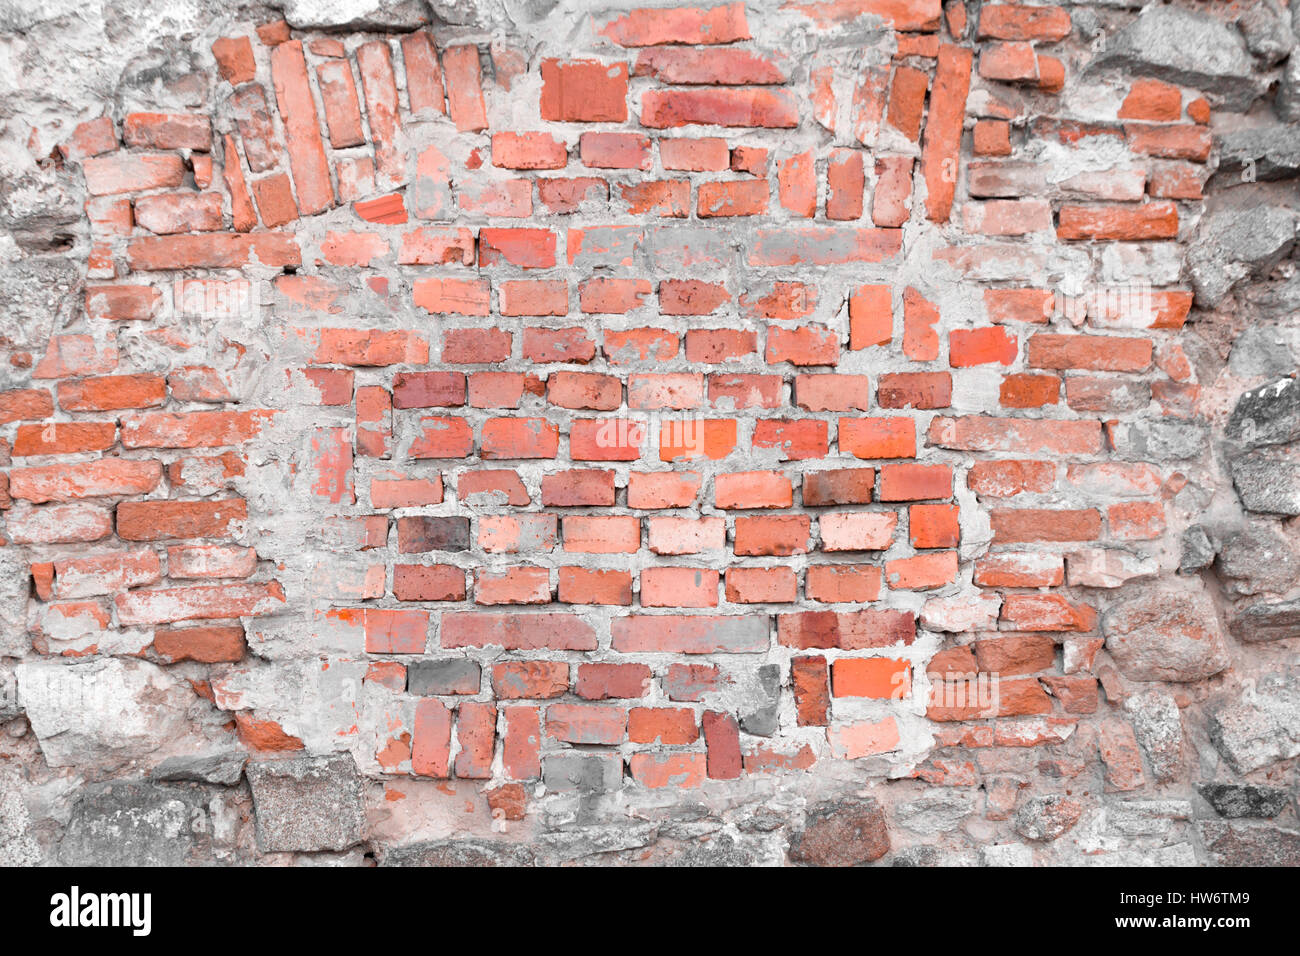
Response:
154,625,247,663
12,422,116,457
990,507,1102,543
479,227,557,268
577,663,652,700
9,459,162,503
635,47,786,84
481,417,559,459
540,58,629,122
269,41,334,214
698,179,768,217
919,44,972,221
558,568,633,605
1057,202,1178,240
601,3,750,46
394,565,465,602
702,711,742,779
413,279,490,318
562,515,640,553
316,59,365,148
792,656,830,725
122,112,210,150
1027,334,1152,371
778,150,816,217
547,703,627,745
82,153,186,195
476,566,550,606
642,89,798,128
493,661,569,699
840,417,916,459
116,498,246,541
0,388,54,424
127,234,300,271
725,567,797,603
443,612,597,651
734,514,810,556
950,326,1018,367
877,371,951,409
442,45,488,132
401,32,445,116
581,132,651,170
806,565,882,603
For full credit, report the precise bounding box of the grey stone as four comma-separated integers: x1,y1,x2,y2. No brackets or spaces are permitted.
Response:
542,753,622,793
1277,55,1300,122
1212,126,1300,187
16,658,204,769
1232,598,1300,642
0,548,30,658
0,259,83,376
281,0,431,30
1179,525,1217,574
1216,523,1299,596
245,754,367,853
150,751,247,786
1231,447,1300,515
406,658,480,696
1200,822,1300,866
895,792,976,835
1102,583,1230,682
0,665,17,722
1124,690,1183,783
1107,800,1192,837
1013,794,1083,842
382,839,536,867
1237,1,1295,66
1227,324,1299,378
891,845,977,866
650,832,760,867
1086,5,1263,111
738,664,781,737
0,773,40,866
1187,206,1297,308
60,781,208,866
539,822,658,861
980,843,1033,867
1227,376,1300,448
1109,419,1209,460
788,797,890,866
1208,670,1300,773
1198,783,1291,818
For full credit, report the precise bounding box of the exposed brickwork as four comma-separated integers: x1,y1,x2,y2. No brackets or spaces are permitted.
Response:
2,0,1299,867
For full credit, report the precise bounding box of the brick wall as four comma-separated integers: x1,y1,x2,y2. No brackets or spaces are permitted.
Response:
1,0,1298,866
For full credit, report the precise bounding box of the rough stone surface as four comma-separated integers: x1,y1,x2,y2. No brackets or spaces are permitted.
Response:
1014,795,1083,842
1186,206,1297,307
1230,447,1300,515
1102,585,1231,682
787,798,890,866
59,780,211,866
1207,670,1300,774
1227,376,1300,448
1231,598,1300,643
1216,523,1300,596
383,839,537,867
1200,823,1300,866
1087,5,1262,110
245,755,367,853
1124,690,1183,784
1197,783,1291,819
16,658,208,769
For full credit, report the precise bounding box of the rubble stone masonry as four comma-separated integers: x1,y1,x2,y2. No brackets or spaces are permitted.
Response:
1,0,1299,866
